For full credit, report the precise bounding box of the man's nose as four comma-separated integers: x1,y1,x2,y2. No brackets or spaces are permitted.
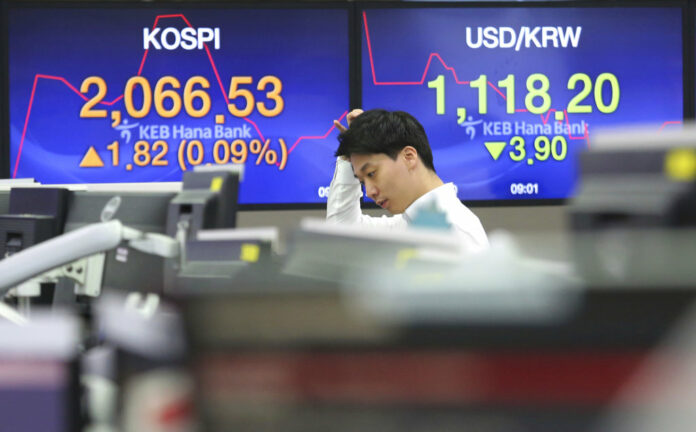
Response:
365,183,378,201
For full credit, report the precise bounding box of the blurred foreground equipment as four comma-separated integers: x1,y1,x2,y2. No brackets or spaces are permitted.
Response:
571,125,696,287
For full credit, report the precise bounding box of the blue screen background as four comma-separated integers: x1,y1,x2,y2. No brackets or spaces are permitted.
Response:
9,7,349,204
361,7,683,201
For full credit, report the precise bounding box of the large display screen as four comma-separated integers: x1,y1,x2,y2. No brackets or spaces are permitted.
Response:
361,6,684,201
7,6,349,205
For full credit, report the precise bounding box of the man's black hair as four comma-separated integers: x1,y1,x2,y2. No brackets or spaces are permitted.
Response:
335,109,436,172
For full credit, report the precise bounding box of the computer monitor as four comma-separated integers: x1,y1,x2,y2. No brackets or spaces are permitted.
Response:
5,3,350,207
360,3,685,203
63,164,244,295
61,187,177,294
570,126,696,288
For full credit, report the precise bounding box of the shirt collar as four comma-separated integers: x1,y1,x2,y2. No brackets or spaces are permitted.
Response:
403,183,457,223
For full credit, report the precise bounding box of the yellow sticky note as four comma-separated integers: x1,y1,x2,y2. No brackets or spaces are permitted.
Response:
210,176,224,192
665,148,696,182
240,243,260,263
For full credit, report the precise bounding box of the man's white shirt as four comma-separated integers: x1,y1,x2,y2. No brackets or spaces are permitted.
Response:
326,158,489,254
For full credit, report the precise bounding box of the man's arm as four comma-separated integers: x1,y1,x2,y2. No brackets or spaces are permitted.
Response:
326,157,364,224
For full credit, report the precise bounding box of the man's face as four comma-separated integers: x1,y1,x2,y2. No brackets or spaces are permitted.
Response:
350,152,414,214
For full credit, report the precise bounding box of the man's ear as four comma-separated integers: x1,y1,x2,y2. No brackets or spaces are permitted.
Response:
401,146,419,169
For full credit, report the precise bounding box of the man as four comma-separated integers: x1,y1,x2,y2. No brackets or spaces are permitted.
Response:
327,108,489,254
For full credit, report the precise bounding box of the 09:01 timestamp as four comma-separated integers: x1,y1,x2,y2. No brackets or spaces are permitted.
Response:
510,182,539,195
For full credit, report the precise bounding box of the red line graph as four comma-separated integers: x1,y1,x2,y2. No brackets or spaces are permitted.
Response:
14,14,344,178
659,121,682,131
363,11,589,144
363,11,682,147
289,110,347,153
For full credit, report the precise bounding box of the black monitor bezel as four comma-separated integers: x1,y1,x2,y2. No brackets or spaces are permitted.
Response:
0,0,355,211
356,0,691,209
1,0,693,210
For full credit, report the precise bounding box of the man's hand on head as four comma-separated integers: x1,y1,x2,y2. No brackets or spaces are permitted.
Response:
333,108,364,133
